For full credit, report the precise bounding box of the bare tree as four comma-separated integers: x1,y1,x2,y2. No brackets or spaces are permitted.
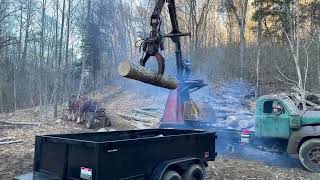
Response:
255,0,263,97
277,1,309,110
225,0,249,79
54,0,66,118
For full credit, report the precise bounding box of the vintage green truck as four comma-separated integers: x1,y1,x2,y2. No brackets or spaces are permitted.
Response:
252,94,320,172
160,93,320,172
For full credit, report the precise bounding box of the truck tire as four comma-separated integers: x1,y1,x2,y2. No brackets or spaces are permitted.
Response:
85,119,93,129
85,114,94,129
299,139,320,172
182,164,204,180
162,170,181,180
105,118,111,127
62,113,68,121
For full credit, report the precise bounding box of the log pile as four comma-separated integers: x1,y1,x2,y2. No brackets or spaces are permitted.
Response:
118,61,178,90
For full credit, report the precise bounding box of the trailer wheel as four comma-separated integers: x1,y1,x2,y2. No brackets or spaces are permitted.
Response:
299,138,320,172
162,170,181,180
182,164,204,180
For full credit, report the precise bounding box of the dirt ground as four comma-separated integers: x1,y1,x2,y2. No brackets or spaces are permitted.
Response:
0,86,319,180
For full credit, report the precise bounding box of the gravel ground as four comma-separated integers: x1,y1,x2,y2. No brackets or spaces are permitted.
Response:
0,86,318,180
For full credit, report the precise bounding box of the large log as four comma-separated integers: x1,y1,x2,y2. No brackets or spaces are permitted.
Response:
118,60,178,89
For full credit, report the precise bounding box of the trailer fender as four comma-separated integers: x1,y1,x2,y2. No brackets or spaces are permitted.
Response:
287,126,320,154
151,157,203,180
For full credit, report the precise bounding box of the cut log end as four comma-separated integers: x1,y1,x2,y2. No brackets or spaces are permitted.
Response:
118,61,131,76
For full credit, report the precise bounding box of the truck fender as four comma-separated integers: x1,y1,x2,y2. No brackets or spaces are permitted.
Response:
287,126,320,154
151,157,203,180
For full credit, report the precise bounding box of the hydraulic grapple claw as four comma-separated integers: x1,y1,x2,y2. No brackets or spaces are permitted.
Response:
140,52,165,76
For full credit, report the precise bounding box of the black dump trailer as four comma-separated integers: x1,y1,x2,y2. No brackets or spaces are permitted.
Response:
15,129,216,180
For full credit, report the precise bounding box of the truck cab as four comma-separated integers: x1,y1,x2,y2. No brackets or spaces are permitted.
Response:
255,94,300,139
255,94,320,172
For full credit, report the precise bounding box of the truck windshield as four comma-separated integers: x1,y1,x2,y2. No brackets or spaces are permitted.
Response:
283,97,297,112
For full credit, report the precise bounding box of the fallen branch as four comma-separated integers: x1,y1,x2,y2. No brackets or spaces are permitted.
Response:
0,140,22,145
133,108,161,118
212,107,237,113
291,87,320,97
118,60,178,89
0,137,15,142
0,121,41,126
292,94,320,108
118,113,153,123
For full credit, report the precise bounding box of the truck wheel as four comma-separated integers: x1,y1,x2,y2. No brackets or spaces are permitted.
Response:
85,119,93,129
182,164,204,180
85,116,94,129
162,170,181,180
62,114,68,121
104,117,111,127
299,139,320,172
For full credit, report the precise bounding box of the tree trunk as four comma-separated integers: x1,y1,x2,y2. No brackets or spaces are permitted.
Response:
239,26,245,79
14,0,24,112
23,0,32,107
54,0,66,118
0,88,2,113
227,0,248,79
21,0,32,107
39,0,47,107
53,0,59,118
239,0,248,80
78,0,92,96
64,0,72,98
13,56,17,112
118,61,178,90
22,0,31,68
318,43,320,85
256,0,263,98
78,57,86,97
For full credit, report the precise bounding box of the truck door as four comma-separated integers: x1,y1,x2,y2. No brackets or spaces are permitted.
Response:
260,100,290,139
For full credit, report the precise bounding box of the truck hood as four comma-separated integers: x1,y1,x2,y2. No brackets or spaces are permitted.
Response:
301,110,320,125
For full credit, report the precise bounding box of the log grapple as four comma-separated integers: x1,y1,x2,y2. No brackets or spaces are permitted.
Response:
139,0,206,124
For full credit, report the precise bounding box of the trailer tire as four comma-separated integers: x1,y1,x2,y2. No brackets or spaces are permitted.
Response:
299,138,320,172
182,164,204,180
162,170,181,180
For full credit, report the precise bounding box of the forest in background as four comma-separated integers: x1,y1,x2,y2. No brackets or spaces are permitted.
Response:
0,0,319,115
